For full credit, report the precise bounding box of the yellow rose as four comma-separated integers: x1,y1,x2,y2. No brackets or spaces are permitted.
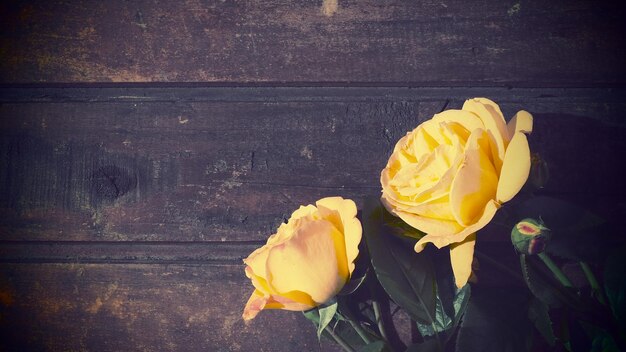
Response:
242,197,362,320
380,98,533,288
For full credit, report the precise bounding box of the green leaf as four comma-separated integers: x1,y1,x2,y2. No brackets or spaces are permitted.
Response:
404,339,441,352
604,246,626,331
455,287,533,352
417,285,466,336
417,294,452,337
528,297,556,346
519,254,561,307
358,340,391,352
339,267,370,296
417,285,470,348
381,208,426,240
590,331,620,352
580,322,621,352
304,303,382,349
318,301,338,339
451,285,471,328
335,296,383,345
519,254,583,313
363,198,436,325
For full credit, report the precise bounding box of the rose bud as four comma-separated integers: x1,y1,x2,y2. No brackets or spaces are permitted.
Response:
511,218,551,255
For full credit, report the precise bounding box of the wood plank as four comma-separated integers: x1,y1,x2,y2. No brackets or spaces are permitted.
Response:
0,241,261,264
1,1,625,84
1,87,625,243
0,263,340,351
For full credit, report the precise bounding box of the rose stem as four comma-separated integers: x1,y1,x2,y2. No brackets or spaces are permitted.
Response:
537,252,573,287
347,318,373,344
340,300,375,343
579,261,606,305
371,298,389,343
324,325,356,352
365,277,390,344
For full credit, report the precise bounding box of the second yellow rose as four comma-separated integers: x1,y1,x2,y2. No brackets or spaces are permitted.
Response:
242,197,362,320
380,98,533,288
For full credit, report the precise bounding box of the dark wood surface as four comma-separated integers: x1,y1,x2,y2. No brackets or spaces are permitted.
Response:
1,1,626,351
1,0,626,85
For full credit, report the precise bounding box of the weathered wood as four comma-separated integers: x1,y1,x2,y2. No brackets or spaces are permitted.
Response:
0,241,262,264
1,1,625,84
0,87,624,351
1,1,624,350
1,87,625,245
0,263,340,351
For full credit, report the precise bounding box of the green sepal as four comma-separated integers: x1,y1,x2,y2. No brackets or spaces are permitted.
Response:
317,300,339,339
303,307,320,324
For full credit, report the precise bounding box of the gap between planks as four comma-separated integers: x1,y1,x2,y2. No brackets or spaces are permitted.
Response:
1,86,625,104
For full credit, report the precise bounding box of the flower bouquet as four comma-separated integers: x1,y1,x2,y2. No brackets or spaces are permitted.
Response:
241,98,624,351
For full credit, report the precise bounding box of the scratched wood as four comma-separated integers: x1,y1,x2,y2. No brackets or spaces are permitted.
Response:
1,88,625,244
0,263,341,352
1,0,625,84
1,0,626,350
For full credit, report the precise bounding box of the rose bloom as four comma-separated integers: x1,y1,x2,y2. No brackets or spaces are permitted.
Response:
242,197,362,320
381,98,533,288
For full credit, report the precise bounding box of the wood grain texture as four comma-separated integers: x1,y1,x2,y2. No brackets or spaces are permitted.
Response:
2,1,625,350
0,241,262,264
2,87,625,245
0,263,340,351
1,0,625,84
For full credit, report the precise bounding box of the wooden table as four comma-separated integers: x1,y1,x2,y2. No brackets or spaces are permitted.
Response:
1,1,625,351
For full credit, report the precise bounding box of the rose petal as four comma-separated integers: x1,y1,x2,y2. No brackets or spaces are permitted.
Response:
406,194,456,221
270,290,317,311
462,98,508,139
420,120,450,149
462,98,508,172
496,132,531,203
432,109,484,132
315,197,362,275
506,110,533,138
383,143,463,212
266,219,348,304
248,266,317,308
450,129,498,226
243,289,268,321
242,289,316,321
245,266,273,294
393,132,422,163
413,200,499,252
243,245,272,281
449,233,477,288
289,204,318,222
380,190,462,237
